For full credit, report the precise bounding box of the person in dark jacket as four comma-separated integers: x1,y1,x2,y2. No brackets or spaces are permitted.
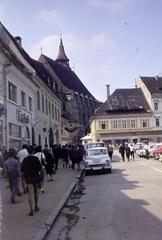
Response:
21,145,42,216
119,144,125,162
125,144,131,161
43,146,54,181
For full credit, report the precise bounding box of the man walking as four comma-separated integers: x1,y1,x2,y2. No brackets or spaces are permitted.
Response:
4,149,20,203
21,145,42,216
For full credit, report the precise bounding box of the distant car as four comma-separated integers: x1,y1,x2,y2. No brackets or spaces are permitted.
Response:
84,147,111,174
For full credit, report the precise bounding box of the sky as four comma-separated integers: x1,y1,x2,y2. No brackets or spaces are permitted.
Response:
1,0,162,101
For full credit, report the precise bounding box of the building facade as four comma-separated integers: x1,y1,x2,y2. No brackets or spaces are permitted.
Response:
0,22,62,150
136,76,162,142
90,87,156,145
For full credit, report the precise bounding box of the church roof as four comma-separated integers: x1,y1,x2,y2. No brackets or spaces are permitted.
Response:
93,88,151,116
40,54,96,99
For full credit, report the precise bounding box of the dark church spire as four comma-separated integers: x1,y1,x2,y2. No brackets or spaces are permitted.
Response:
55,36,70,68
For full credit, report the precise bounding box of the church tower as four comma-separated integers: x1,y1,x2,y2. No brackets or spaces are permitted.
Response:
55,37,70,68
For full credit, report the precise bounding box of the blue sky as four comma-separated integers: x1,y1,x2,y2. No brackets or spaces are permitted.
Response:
1,0,162,101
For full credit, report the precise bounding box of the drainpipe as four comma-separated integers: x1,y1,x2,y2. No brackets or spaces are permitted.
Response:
3,61,11,150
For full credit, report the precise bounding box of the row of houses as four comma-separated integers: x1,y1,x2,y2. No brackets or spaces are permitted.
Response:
0,23,100,151
90,77,162,145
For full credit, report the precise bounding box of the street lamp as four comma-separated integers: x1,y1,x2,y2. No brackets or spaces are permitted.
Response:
56,91,72,102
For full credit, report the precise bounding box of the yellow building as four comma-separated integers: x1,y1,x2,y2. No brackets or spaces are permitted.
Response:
90,87,160,146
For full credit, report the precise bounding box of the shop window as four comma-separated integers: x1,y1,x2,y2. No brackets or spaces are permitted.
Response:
9,123,21,138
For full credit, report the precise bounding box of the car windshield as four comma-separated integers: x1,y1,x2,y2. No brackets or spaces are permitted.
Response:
87,149,107,156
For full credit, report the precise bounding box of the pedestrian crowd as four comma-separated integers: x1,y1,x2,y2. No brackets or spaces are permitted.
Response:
0,143,84,216
119,142,135,162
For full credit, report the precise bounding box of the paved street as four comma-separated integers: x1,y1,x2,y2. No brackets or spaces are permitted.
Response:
0,162,82,240
46,152,162,240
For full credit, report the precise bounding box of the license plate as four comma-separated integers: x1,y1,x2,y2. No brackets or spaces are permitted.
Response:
93,167,102,170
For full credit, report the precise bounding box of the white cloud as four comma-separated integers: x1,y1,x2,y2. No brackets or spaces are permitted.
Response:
87,0,130,12
38,9,64,26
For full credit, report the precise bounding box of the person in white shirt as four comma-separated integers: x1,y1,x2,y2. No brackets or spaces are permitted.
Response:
17,144,29,193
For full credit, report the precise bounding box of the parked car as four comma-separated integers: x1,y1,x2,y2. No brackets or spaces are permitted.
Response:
84,147,111,174
137,142,156,157
149,143,162,157
152,145,162,160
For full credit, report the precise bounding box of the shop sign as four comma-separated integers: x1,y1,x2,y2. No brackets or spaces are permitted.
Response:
16,109,30,123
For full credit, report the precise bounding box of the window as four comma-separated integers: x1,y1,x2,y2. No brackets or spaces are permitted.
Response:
55,106,57,120
8,82,17,103
46,98,48,115
154,101,158,111
9,123,21,138
52,104,54,119
58,109,60,121
37,91,40,110
142,119,148,128
101,121,106,129
49,101,51,115
131,119,136,128
42,94,44,113
29,96,32,111
155,118,160,127
113,120,118,129
21,91,26,107
122,120,126,128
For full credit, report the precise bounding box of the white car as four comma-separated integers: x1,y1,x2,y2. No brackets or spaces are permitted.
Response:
84,147,112,174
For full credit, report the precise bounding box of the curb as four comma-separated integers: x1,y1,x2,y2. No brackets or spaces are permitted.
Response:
33,169,84,240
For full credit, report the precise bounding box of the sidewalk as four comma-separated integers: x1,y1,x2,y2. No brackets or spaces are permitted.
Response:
0,163,83,240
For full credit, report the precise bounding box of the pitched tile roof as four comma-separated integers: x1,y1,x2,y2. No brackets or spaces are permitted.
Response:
31,58,54,86
140,76,162,95
93,88,151,116
39,54,96,99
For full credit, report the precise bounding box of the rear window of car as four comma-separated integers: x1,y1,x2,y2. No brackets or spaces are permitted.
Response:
87,149,107,156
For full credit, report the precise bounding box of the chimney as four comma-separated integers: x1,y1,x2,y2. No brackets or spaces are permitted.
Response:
106,84,110,101
15,36,22,47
